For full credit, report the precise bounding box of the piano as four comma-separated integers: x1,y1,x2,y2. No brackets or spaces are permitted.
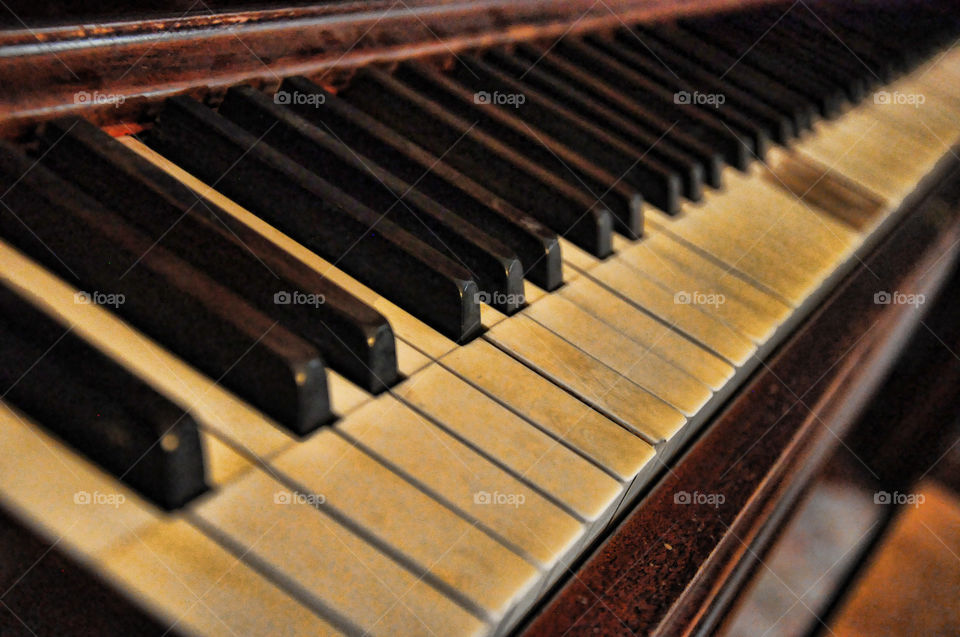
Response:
1,0,960,634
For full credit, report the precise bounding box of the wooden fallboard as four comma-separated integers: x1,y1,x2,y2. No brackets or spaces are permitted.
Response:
0,0,784,139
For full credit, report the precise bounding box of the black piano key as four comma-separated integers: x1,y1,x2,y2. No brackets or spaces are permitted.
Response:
36,118,400,393
484,48,709,199
337,67,614,257
764,15,887,87
583,34,777,150
820,3,955,66
0,142,331,435
783,11,898,80
708,15,869,103
277,76,563,291
217,85,525,314
0,285,206,510
392,61,643,238
678,21,846,117
607,29,795,143
505,44,725,189
816,6,920,69
552,38,758,168
638,24,818,133
146,96,483,342
682,14,854,100
524,40,751,171
450,55,684,214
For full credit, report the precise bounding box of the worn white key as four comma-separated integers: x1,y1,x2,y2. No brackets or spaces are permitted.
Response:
523,295,713,416
584,257,756,366
0,406,335,635
645,229,792,310
486,315,686,443
874,92,960,147
271,429,540,622
101,518,346,636
558,273,736,388
333,394,584,569
670,176,858,274
636,233,794,320
795,108,946,204
440,340,655,483
610,238,779,344
761,148,889,233
649,216,816,304
394,364,624,521
192,465,489,635
200,430,256,488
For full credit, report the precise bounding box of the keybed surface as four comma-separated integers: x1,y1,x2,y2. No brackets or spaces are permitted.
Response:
2,3,960,635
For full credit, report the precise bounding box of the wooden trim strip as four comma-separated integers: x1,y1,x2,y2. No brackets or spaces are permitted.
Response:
520,154,960,636
0,0,782,138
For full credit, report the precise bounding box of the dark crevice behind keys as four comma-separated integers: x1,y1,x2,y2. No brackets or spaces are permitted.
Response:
636,24,818,134
0,142,331,436
278,76,563,291
602,30,795,144
37,117,399,393
392,61,644,236
0,284,206,510
781,10,896,82
483,47,707,201
550,38,759,168
582,34,776,150
337,66,614,257
510,42,727,187
145,96,482,342
451,54,684,214
705,15,868,103
677,21,846,117
218,86,525,314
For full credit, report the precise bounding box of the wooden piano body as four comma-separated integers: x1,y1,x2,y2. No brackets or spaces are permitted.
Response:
1,1,959,635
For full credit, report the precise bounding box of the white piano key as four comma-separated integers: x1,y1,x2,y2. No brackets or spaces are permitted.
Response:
556,275,735,390
523,294,713,415
101,517,348,636
269,429,541,623
333,394,585,570
486,314,686,443
440,339,656,484
393,364,624,522
191,464,490,635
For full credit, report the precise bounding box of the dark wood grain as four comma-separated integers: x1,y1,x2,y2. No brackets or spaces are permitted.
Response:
0,0,786,139
521,154,960,637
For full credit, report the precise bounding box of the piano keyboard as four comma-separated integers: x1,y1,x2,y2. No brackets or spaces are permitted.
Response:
2,2,960,634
